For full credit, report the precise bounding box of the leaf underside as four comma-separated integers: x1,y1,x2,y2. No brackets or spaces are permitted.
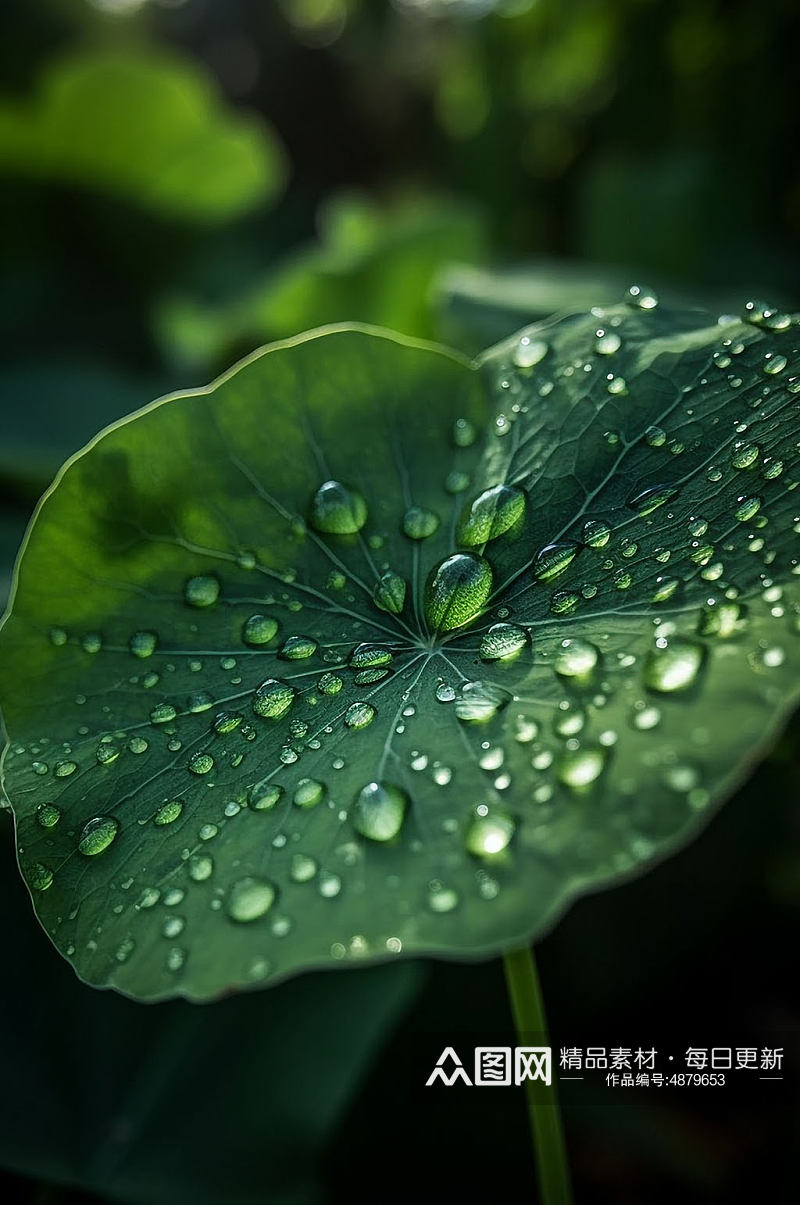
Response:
1,302,799,1001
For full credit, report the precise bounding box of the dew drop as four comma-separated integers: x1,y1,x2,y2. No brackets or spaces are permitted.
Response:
424,553,493,633
513,337,548,368
36,803,61,828
344,702,376,730
189,853,214,882
184,575,220,608
454,680,513,723
293,778,325,808
129,630,158,658
453,417,477,447
243,614,278,646
188,752,214,776
309,480,367,534
557,746,607,789
227,877,276,923
627,484,678,516
644,638,705,693
480,623,527,661
402,506,440,540
465,809,515,857
349,643,393,669
553,638,599,677
373,570,407,614
252,678,295,719
582,519,611,548
457,484,526,546
353,781,408,841
154,800,183,825
534,542,578,583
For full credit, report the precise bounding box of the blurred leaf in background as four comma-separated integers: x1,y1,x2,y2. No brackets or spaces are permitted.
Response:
0,45,286,223
155,192,488,371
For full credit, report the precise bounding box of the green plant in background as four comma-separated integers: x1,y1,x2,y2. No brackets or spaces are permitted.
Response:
1,289,798,1202
0,46,286,222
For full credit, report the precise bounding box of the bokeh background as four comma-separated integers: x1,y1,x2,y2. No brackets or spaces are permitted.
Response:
0,1,797,1201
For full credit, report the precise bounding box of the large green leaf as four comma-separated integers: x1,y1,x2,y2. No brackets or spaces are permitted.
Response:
1,299,799,1002
155,194,487,370
0,47,286,223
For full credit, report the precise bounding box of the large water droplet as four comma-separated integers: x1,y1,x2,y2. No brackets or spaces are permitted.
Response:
344,702,376,729
154,800,183,826
627,484,678,516
227,877,276,923
454,680,513,722
349,643,393,669
424,553,493,632
457,484,526,546
248,779,284,810
353,782,408,841
243,614,278,646
373,571,406,614
465,809,515,857
553,638,599,678
293,778,325,808
644,638,705,693
278,635,317,660
557,746,607,789
184,575,220,608
480,623,528,661
252,678,295,719
36,803,61,828
129,630,158,658
534,542,579,582
402,506,440,540
78,815,119,856
309,480,367,534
